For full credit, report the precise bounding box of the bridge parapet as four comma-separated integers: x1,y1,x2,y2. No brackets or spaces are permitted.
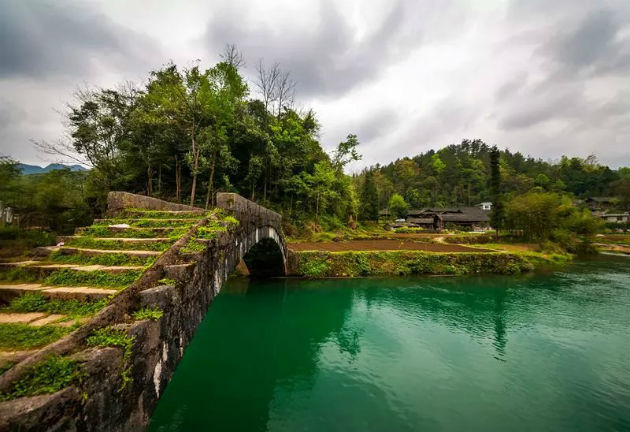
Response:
216,193,282,229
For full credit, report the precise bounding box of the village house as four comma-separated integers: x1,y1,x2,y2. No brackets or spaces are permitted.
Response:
403,207,490,231
600,212,630,224
476,201,492,211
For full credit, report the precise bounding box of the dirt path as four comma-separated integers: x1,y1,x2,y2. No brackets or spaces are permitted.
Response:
288,239,491,253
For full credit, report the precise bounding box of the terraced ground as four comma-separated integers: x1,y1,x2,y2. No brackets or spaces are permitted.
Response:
0,208,209,376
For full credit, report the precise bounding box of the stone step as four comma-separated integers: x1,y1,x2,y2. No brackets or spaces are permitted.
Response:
0,261,145,274
75,226,180,236
48,247,161,257
59,236,170,243
119,210,206,217
93,218,200,224
0,312,68,327
64,247,161,257
0,283,116,302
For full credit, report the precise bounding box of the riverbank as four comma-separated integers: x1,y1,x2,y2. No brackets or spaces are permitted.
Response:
286,235,572,278
287,249,570,278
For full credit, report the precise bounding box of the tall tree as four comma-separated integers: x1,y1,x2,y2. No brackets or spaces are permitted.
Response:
360,170,379,220
489,146,504,236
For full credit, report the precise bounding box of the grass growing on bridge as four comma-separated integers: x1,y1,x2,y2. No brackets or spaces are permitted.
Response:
4,293,108,318
132,307,163,321
87,327,135,390
63,237,173,251
0,323,74,350
49,251,156,267
44,269,142,288
0,355,84,401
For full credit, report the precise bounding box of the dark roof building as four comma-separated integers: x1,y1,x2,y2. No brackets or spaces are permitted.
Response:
406,207,489,228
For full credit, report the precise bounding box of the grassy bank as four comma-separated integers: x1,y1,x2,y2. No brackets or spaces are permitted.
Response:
291,250,570,278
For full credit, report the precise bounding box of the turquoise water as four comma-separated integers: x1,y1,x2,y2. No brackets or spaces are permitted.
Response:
149,258,630,431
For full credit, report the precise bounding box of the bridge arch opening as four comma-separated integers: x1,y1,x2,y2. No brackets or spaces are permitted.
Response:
242,237,286,277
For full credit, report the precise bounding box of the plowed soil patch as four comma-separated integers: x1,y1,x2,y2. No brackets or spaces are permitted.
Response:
288,240,491,253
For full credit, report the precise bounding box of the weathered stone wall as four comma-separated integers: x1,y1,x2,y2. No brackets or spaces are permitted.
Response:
106,191,203,216
0,193,286,432
216,192,287,276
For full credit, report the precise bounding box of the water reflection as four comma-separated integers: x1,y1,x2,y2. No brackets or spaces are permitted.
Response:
150,259,630,432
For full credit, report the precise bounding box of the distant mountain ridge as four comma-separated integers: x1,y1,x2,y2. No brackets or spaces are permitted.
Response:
17,163,88,175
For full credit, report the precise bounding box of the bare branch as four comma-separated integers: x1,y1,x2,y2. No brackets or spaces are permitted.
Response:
31,139,91,166
220,44,245,69
255,59,280,112
275,70,296,116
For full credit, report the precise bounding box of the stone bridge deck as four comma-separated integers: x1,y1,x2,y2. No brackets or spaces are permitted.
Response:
0,192,285,431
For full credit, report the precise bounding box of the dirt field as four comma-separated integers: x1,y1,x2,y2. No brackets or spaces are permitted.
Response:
288,239,491,253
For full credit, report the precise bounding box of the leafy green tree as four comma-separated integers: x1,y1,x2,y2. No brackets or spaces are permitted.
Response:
333,134,361,169
489,146,504,235
360,170,379,220
389,193,408,219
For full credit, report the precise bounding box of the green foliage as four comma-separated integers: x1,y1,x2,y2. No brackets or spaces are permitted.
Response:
360,170,379,221
63,237,172,251
43,269,142,288
5,293,107,317
296,250,539,278
0,226,56,246
0,355,83,401
505,192,604,249
0,267,39,283
158,278,177,286
131,307,163,321
49,250,155,267
299,255,330,278
0,164,96,234
0,362,13,376
79,226,187,239
87,327,135,389
489,146,504,231
0,324,72,350
181,239,206,253
359,140,628,221
388,193,408,219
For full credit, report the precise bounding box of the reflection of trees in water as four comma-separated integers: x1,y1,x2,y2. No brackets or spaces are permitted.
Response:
352,276,516,360
151,278,356,432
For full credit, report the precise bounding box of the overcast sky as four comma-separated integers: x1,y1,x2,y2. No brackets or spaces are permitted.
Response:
1,0,628,170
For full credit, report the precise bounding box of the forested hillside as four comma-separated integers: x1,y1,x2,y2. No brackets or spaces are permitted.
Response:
357,139,629,217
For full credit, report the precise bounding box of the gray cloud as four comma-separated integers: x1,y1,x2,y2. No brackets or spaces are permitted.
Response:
0,0,160,79
0,0,628,169
537,7,630,80
202,0,464,98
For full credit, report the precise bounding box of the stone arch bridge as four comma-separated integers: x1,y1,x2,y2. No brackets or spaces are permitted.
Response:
0,192,288,431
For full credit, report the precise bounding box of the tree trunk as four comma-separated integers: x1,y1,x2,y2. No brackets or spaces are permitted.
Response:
147,162,152,196
190,135,198,207
205,158,216,210
158,165,162,195
175,156,181,202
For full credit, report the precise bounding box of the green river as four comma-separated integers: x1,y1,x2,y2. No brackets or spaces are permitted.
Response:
149,258,629,431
